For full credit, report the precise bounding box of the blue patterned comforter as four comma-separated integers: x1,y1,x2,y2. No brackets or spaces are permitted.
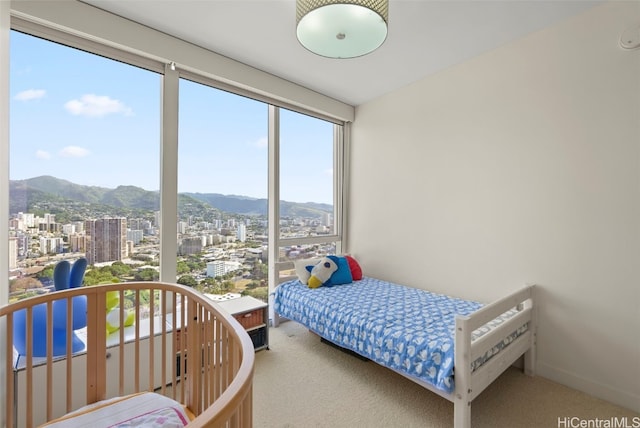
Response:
274,277,485,393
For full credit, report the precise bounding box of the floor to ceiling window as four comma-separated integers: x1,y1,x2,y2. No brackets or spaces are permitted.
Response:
278,108,338,264
9,30,161,303
177,79,269,300
6,23,344,308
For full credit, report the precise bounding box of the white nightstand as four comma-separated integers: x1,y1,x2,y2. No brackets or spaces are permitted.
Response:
218,296,269,351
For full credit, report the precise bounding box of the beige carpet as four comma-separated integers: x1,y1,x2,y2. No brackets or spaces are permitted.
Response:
254,321,639,428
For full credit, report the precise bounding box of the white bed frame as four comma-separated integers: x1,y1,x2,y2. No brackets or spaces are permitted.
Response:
273,283,537,428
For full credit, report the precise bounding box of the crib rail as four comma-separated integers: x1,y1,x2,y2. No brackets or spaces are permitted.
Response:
0,282,254,428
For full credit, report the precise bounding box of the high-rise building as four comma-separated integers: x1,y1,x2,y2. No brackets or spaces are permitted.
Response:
37,213,59,233
9,237,17,270
73,221,85,234
14,233,28,259
68,233,87,253
39,237,64,254
237,224,246,242
18,212,35,228
323,212,332,227
128,218,142,230
127,229,144,245
206,260,241,278
179,236,203,256
9,218,20,231
62,224,76,235
85,217,127,264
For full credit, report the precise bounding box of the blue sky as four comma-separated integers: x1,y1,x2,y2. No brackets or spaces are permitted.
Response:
10,31,334,204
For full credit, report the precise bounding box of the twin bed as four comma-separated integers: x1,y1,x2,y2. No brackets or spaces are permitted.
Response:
1,281,255,428
273,272,536,428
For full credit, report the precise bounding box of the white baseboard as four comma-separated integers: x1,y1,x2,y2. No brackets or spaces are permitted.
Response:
537,362,640,413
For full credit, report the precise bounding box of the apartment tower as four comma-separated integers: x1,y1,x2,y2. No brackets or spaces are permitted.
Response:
85,217,127,264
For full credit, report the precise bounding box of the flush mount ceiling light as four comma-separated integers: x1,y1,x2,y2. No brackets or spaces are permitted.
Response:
296,0,389,59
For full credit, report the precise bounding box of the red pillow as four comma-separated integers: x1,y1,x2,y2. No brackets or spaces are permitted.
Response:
344,255,363,281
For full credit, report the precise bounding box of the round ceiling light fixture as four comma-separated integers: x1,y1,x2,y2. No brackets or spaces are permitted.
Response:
296,0,389,59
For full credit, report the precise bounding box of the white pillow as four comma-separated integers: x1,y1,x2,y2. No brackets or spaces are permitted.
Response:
294,258,321,284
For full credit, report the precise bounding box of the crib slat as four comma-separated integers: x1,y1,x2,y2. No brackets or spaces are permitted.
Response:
204,309,211,407
118,289,126,397
180,294,186,403
134,289,141,392
25,305,33,428
148,290,155,392
45,300,53,422
65,295,74,414
88,292,107,403
215,318,222,401
160,290,168,395
5,313,15,428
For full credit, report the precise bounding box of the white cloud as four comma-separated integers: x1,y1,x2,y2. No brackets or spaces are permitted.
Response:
64,94,133,118
59,146,90,158
15,89,46,101
254,136,268,148
324,168,333,176
35,150,51,160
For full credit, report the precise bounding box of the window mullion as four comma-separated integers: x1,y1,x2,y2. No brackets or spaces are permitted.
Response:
339,123,351,254
1,2,9,308
268,105,280,322
334,124,343,253
159,64,179,282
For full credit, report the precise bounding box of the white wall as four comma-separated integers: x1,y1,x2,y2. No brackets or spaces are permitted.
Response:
349,1,640,412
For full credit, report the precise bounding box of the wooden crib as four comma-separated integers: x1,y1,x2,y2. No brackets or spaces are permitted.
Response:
1,281,255,428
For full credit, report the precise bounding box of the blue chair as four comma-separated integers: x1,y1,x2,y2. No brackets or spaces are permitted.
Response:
13,258,88,357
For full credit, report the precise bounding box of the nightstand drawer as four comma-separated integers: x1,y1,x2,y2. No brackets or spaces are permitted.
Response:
234,309,263,329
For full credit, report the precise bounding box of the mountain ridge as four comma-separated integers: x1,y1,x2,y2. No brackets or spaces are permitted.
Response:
10,175,332,219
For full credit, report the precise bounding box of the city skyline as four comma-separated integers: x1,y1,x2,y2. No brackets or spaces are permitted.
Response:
9,30,335,205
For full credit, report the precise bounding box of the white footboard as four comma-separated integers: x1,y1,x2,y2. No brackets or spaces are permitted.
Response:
453,284,536,428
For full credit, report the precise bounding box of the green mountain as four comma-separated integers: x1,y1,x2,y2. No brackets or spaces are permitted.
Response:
184,193,332,218
9,176,332,219
10,176,157,213
18,175,107,203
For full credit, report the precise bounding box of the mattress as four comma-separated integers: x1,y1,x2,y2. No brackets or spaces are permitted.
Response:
39,391,190,427
274,277,528,393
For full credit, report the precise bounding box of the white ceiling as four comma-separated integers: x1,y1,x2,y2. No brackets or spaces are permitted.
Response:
82,0,600,106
